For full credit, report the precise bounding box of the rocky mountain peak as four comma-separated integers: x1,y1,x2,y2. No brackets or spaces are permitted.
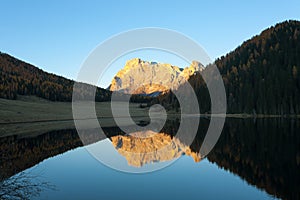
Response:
109,58,204,96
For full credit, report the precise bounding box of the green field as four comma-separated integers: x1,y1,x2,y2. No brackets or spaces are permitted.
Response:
0,96,150,137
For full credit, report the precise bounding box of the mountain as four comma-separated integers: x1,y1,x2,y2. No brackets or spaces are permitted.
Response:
109,58,204,96
0,52,112,101
157,20,300,115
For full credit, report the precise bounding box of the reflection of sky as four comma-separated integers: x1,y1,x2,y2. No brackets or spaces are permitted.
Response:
26,144,275,200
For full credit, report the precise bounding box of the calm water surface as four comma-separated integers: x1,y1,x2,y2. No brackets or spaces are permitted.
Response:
0,118,299,200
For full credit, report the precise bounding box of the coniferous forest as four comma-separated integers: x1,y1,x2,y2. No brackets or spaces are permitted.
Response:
158,20,300,115
0,52,112,101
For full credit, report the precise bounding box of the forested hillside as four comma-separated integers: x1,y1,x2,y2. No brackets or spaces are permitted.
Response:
217,20,300,114
158,20,300,115
0,53,112,101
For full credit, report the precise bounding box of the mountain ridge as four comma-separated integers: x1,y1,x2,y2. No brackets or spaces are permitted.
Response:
109,58,204,96
0,52,113,101
157,20,300,114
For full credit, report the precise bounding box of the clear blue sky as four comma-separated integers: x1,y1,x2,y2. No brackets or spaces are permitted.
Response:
1,0,300,87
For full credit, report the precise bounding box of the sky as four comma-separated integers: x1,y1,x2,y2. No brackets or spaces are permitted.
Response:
1,0,300,87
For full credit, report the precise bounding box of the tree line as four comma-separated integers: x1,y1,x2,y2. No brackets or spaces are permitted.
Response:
156,20,300,115
0,53,112,101
0,53,153,103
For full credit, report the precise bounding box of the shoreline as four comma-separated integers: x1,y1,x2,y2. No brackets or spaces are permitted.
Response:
1,113,299,125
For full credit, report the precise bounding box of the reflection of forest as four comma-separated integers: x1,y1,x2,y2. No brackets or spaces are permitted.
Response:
208,118,300,200
0,118,299,199
0,127,122,180
0,129,81,180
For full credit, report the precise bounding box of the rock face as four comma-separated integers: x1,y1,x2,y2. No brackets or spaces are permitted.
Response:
111,130,201,167
109,58,204,95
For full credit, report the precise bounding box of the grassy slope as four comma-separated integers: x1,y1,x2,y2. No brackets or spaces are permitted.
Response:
0,96,148,123
0,96,150,137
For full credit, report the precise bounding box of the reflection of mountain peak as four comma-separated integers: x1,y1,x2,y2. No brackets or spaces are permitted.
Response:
111,130,201,167
109,58,204,96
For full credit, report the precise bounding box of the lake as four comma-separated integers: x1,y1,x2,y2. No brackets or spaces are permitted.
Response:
0,118,299,200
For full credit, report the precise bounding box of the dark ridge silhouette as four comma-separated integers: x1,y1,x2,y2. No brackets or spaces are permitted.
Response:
0,52,111,101
157,20,300,115
0,52,153,103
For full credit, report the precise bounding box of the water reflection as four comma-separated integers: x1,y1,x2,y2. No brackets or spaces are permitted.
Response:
0,118,299,199
0,127,121,179
208,118,300,200
0,129,81,180
111,130,201,167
